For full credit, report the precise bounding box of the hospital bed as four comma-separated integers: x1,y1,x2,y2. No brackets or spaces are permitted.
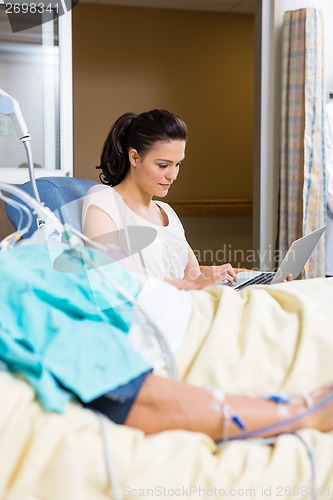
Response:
1,179,333,500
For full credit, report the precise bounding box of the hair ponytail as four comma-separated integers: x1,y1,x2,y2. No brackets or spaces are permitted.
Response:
96,112,137,186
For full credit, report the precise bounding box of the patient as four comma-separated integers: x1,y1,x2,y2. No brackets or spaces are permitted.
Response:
1,241,333,497
1,242,332,443
82,108,238,290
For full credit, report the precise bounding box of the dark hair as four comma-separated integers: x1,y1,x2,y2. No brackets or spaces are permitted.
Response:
96,109,187,186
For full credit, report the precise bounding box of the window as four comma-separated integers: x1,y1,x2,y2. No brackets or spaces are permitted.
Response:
0,6,73,183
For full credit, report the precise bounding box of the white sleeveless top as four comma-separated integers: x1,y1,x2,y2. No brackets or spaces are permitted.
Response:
81,184,189,280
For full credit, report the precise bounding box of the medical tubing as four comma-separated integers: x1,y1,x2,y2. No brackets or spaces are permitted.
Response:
291,432,317,500
22,139,41,203
0,183,110,253
0,191,33,238
211,388,246,441
216,389,333,445
97,412,122,500
61,222,121,253
0,182,64,233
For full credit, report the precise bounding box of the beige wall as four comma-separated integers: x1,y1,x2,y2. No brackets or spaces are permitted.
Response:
72,4,255,265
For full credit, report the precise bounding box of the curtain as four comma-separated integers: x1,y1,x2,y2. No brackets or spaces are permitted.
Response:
278,8,326,278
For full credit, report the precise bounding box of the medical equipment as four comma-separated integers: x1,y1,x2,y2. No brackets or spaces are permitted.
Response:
0,88,40,203
215,388,333,445
215,390,333,500
211,388,246,441
97,412,122,500
0,191,33,250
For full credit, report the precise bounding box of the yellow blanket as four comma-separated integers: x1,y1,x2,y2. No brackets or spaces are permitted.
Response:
178,278,333,393
1,278,333,500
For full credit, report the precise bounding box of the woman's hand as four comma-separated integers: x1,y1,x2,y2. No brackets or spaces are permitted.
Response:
194,263,237,290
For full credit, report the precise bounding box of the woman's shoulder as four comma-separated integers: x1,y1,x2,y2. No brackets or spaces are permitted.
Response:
86,183,111,195
82,184,122,226
83,184,117,212
155,200,178,218
85,184,118,203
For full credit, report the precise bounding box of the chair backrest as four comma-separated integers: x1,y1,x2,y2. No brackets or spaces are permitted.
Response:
5,176,98,239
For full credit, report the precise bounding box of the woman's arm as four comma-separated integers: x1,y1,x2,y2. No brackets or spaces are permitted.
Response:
165,246,237,290
83,205,120,246
84,211,237,290
125,374,333,441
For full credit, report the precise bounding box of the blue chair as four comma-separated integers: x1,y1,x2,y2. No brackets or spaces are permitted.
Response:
5,176,98,239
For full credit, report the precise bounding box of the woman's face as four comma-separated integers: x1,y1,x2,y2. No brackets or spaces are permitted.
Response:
129,140,186,197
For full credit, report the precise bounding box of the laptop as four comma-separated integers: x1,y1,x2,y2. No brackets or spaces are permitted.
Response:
223,225,326,291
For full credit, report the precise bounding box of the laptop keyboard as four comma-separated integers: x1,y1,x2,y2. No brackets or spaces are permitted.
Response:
235,272,276,291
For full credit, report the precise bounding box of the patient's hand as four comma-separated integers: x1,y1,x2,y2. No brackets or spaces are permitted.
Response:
283,274,293,282
306,382,333,432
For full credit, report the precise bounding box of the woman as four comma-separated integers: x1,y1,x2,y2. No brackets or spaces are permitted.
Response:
82,109,237,290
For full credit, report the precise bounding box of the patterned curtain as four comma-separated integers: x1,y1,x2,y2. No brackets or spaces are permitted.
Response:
278,8,326,278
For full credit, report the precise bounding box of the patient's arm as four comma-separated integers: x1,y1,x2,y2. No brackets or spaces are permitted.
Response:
125,374,333,441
